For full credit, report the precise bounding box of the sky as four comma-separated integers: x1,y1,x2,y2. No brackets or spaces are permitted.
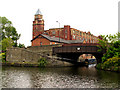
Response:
0,0,119,46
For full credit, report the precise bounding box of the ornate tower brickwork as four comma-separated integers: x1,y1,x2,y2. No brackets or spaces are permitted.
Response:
32,9,44,39
32,9,44,46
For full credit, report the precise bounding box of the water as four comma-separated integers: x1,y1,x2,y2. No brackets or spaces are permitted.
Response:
1,65,120,88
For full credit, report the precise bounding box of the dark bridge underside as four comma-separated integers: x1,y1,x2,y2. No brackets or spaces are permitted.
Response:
53,46,104,64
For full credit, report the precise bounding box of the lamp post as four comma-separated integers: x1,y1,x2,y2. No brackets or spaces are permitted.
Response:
56,21,60,42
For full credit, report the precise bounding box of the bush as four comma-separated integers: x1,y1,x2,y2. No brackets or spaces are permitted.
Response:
114,67,119,71
38,57,48,67
96,63,102,69
99,40,120,63
0,52,6,63
99,57,120,70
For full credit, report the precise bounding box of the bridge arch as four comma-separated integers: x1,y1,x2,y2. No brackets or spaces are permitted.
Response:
56,52,103,64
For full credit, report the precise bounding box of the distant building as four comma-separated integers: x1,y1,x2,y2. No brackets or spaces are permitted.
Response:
31,9,99,46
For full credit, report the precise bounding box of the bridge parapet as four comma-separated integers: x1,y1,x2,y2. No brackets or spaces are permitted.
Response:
53,46,101,54
63,43,99,47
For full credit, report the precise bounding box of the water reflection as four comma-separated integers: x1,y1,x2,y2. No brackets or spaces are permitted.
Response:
2,66,120,88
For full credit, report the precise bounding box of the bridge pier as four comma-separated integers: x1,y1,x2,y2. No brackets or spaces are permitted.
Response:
93,53,103,64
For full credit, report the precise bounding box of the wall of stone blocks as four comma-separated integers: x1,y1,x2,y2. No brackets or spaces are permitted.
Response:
6,45,62,64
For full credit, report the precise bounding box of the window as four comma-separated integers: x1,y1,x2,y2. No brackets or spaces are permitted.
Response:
91,40,92,43
83,33,85,36
73,35,75,39
65,35,67,38
76,31,79,35
89,39,90,43
65,29,67,34
73,30,75,34
80,32,82,36
40,42,42,45
86,34,88,37
91,35,93,39
52,31,55,35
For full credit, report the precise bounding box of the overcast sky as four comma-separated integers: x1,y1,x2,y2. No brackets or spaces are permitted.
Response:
0,0,119,46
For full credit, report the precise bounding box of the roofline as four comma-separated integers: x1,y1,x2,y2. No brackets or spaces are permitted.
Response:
31,34,65,43
31,34,84,44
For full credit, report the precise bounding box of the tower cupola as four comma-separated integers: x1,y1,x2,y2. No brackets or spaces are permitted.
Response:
34,9,43,20
35,9,42,15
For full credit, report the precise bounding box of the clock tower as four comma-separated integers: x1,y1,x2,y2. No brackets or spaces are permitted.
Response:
32,9,44,39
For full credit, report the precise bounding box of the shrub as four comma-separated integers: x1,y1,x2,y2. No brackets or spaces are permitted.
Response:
100,57,120,70
38,57,48,67
114,67,119,71
96,63,102,69
0,52,6,63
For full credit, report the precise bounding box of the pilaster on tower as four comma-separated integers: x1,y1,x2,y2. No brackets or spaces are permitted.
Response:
32,9,44,39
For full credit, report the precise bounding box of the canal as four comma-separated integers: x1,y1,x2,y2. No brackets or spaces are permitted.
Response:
1,65,120,88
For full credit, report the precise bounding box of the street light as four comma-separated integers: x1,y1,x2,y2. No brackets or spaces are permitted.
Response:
56,21,60,42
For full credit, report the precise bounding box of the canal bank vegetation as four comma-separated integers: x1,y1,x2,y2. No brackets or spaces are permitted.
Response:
97,33,120,72
38,57,48,67
0,16,25,62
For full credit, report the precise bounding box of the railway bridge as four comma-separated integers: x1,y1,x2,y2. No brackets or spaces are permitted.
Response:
53,43,104,64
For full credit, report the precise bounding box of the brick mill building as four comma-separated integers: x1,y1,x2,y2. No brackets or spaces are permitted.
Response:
31,9,99,46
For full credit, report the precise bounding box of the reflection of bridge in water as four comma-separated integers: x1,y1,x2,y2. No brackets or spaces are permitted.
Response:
53,43,104,64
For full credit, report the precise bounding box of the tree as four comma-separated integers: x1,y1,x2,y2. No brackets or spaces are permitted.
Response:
18,43,25,48
97,33,120,53
1,38,14,51
97,33,120,63
0,16,21,46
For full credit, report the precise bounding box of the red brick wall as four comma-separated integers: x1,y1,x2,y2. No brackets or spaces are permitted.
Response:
64,25,71,40
32,36,50,46
32,14,44,40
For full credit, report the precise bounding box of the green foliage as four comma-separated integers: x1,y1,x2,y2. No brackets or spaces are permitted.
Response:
97,33,120,63
97,33,120,72
0,16,21,46
96,63,102,69
101,40,120,63
38,57,48,67
0,52,6,62
18,43,25,48
1,38,14,51
97,33,119,53
97,35,108,52
98,57,120,71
